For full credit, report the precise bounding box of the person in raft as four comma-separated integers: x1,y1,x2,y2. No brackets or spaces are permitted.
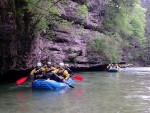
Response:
42,61,57,80
44,61,56,74
64,63,73,77
52,62,70,82
115,64,120,69
107,64,112,70
30,62,45,80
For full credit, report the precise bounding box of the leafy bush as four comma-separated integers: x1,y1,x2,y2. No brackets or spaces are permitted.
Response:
27,0,60,32
130,4,146,45
103,0,146,46
88,35,120,63
76,4,89,20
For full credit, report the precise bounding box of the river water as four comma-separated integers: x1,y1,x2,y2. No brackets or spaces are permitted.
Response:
0,67,150,113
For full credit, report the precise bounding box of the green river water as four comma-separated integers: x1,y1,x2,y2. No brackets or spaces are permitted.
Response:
0,67,150,113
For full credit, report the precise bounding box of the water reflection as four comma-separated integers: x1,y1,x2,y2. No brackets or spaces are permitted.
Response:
72,88,84,100
16,92,26,102
108,72,121,79
31,88,69,99
15,92,27,113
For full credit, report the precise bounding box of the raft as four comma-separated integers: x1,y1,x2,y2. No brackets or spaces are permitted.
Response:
32,78,74,90
108,68,119,72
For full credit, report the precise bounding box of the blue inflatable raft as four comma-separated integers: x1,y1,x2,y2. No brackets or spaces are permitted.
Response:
32,78,74,90
108,68,119,72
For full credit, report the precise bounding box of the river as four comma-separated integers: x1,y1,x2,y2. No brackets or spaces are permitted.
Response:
0,67,150,113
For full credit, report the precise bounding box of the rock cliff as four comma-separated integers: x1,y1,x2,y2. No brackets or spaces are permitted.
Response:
0,0,148,80
0,0,109,75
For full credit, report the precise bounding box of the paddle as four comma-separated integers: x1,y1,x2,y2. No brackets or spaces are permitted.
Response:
64,81,74,88
74,75,83,81
52,73,74,88
16,76,28,85
16,66,46,85
16,68,43,85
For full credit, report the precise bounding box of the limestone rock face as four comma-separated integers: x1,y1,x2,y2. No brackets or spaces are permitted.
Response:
0,0,148,76
27,26,105,68
0,0,109,75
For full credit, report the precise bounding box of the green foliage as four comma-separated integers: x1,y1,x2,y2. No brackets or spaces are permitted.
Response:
130,4,146,45
104,0,133,35
90,37,106,53
26,0,60,32
103,0,146,46
89,35,120,63
104,40,120,63
36,17,49,30
16,7,24,19
59,20,74,29
128,50,145,62
76,4,89,20
48,1,60,15
128,53,134,61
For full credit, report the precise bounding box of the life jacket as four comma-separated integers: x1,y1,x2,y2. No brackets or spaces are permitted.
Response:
53,68,70,80
45,66,55,73
57,69,65,77
34,69,42,75
33,67,45,76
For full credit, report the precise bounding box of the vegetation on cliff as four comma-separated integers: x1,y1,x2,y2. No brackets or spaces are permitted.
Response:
103,0,146,43
1,0,147,68
101,0,146,62
16,0,147,63
82,0,146,63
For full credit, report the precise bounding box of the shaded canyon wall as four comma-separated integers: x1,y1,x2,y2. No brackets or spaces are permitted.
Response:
0,0,148,81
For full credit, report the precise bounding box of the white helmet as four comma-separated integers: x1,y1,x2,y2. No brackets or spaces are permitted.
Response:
59,62,64,66
65,64,69,67
37,62,42,67
47,62,51,65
